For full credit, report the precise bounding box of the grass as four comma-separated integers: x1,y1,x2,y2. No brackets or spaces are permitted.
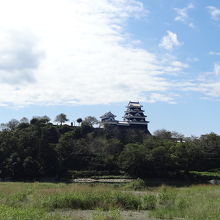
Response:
0,181,219,219
150,184,220,220
0,205,64,220
190,170,220,179
92,209,121,220
123,178,147,190
35,190,142,210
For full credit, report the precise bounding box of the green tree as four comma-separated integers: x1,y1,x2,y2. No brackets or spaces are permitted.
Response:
153,129,172,139
119,143,148,177
198,132,220,170
30,116,50,125
76,118,83,126
170,141,203,173
40,115,51,124
54,113,69,125
56,131,89,176
23,156,40,179
20,117,29,124
82,116,99,127
1,119,20,130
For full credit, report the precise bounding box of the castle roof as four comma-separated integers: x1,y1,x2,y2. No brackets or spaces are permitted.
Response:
127,101,142,108
100,111,116,119
100,101,150,135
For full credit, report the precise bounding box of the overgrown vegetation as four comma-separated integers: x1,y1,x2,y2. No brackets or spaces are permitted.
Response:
0,182,219,220
0,116,220,180
150,184,220,220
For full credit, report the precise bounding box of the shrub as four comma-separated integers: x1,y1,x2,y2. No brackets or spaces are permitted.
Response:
141,195,157,210
36,191,141,211
114,192,141,210
158,185,176,208
124,178,146,190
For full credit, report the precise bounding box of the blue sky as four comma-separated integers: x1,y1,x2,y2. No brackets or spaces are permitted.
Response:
0,0,219,136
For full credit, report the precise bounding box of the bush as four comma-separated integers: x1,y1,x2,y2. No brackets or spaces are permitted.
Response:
70,170,119,178
114,192,141,210
141,195,157,210
158,186,176,208
124,178,146,190
36,191,142,211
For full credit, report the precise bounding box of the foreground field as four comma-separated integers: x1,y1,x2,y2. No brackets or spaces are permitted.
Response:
0,181,219,219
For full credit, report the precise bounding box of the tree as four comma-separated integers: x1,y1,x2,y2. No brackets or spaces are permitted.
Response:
1,119,20,130
56,131,90,175
20,117,29,124
198,132,220,170
82,116,99,127
23,156,40,179
0,123,8,130
30,116,51,125
54,113,68,125
153,129,172,139
76,118,82,126
119,143,148,177
40,115,51,124
171,131,184,142
8,119,20,130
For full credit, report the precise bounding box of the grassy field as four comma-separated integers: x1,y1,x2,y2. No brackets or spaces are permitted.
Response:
0,180,219,219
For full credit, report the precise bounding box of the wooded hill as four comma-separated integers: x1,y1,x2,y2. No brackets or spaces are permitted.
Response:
0,115,220,181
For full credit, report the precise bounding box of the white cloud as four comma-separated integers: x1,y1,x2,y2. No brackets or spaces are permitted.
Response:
0,30,43,84
144,93,177,104
207,6,220,20
188,22,195,29
187,57,199,62
0,0,187,106
213,63,220,76
186,64,220,98
159,31,182,50
209,51,220,56
173,62,220,100
198,82,220,98
174,3,195,27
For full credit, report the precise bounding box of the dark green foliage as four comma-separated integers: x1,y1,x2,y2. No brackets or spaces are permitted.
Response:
54,113,68,125
82,116,99,127
76,118,82,125
0,116,220,180
30,116,50,126
119,144,148,177
1,119,20,131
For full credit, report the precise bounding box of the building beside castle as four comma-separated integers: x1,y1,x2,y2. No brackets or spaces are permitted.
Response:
100,101,151,134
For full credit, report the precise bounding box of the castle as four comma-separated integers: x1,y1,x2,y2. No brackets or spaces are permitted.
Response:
100,101,151,134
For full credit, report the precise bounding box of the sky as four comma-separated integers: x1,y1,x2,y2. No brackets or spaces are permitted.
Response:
0,0,220,136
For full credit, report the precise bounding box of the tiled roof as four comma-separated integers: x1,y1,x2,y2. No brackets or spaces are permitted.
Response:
100,111,116,119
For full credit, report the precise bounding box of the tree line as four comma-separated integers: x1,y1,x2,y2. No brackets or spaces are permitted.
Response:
0,114,220,180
